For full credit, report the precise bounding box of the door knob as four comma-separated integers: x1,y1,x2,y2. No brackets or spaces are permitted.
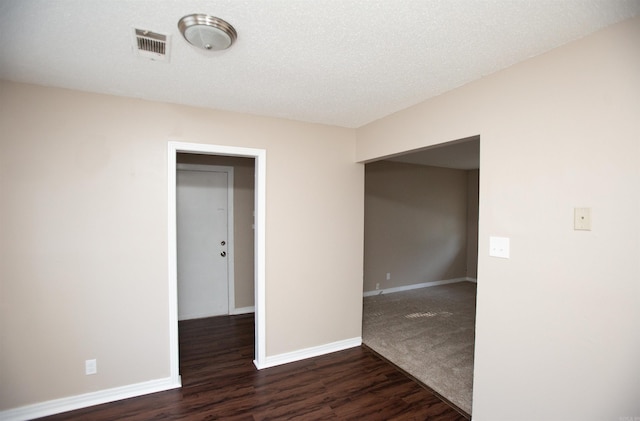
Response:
221,240,226,246
220,251,226,257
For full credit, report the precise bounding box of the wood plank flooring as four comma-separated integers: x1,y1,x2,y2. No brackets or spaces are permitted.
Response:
39,315,468,420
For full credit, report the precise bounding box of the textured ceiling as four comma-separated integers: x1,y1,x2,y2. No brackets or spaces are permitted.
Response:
1,0,639,128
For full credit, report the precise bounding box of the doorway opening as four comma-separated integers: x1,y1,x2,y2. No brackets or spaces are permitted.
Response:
361,135,479,416
167,142,267,386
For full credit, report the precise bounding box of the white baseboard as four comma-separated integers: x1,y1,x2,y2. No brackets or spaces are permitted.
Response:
0,376,181,421
363,277,470,297
179,306,255,321
254,337,361,370
178,310,220,321
230,306,255,315
466,277,477,283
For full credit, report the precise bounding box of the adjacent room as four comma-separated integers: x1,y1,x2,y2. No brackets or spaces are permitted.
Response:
362,137,479,414
174,153,256,387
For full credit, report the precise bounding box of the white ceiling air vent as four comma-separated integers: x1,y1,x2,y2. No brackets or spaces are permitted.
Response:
132,28,170,62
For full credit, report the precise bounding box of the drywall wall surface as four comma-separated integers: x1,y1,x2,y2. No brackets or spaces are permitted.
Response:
0,81,363,410
364,161,468,292
357,16,640,421
466,170,479,279
176,154,255,309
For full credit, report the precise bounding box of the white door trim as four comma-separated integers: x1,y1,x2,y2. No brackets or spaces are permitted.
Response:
177,164,235,316
168,141,267,385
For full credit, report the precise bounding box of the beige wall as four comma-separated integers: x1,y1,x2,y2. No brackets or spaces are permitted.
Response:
466,170,479,279
357,17,640,421
364,161,469,292
176,153,255,309
0,82,363,410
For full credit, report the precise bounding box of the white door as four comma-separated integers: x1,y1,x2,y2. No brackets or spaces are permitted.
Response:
177,168,229,320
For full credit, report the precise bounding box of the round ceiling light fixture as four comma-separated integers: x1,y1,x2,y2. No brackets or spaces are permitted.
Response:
178,14,237,51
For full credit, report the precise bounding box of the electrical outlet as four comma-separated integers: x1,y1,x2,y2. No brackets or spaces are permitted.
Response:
489,236,510,259
375,282,380,290
85,359,97,375
386,273,391,280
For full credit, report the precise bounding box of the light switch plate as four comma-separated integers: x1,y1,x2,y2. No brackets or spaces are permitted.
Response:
489,236,510,258
574,208,591,231
85,359,97,375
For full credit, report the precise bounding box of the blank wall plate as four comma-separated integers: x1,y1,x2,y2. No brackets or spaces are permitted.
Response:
489,236,510,259
85,359,97,375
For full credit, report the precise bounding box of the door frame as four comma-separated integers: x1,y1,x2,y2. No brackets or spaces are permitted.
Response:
176,163,235,318
168,141,266,385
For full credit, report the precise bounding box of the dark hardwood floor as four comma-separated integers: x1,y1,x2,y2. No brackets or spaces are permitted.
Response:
39,314,468,420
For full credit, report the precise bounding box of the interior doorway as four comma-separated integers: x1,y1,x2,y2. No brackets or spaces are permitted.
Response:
167,142,267,387
361,135,480,416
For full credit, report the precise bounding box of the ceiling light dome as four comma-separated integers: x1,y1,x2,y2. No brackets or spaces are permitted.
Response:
178,14,237,51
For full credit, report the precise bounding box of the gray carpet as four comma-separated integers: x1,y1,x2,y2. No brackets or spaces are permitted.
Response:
362,282,476,414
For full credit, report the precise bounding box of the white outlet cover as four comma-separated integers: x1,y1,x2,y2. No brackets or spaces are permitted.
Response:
489,236,510,259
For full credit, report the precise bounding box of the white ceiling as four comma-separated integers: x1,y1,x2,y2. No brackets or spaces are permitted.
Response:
1,1,639,129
